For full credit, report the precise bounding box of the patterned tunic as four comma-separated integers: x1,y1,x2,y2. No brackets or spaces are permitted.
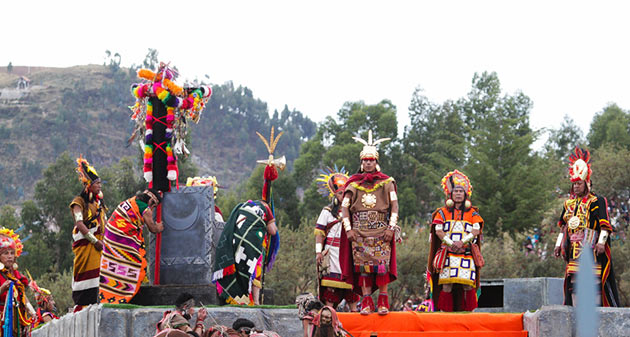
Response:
431,207,483,287
345,176,397,275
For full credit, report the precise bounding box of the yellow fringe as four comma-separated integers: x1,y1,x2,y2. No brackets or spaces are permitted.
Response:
350,177,394,193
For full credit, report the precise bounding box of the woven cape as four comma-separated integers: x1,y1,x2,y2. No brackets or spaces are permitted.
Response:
99,197,147,304
212,201,274,305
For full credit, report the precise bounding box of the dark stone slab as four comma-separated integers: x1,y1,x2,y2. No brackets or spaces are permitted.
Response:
504,278,563,312
146,186,225,285
130,284,219,306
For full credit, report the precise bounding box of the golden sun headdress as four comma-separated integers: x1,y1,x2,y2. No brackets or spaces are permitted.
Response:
316,166,349,199
76,155,100,186
0,227,23,257
352,130,391,160
568,147,592,183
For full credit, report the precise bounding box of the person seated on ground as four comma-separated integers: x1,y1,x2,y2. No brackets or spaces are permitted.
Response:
232,318,256,336
311,306,346,337
402,299,414,311
155,293,207,337
296,293,324,337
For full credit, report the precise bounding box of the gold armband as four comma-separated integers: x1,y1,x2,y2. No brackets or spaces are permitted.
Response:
598,230,609,245
389,191,398,201
555,233,564,247
443,237,454,247
343,218,351,232
85,232,98,244
74,211,84,222
462,233,474,244
341,197,350,208
389,213,398,229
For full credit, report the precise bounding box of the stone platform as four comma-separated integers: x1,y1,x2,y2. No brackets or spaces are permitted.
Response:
31,305,630,337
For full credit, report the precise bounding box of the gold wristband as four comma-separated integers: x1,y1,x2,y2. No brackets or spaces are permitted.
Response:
341,197,350,208
316,243,323,253
443,237,454,246
85,232,98,244
343,218,351,231
389,213,398,227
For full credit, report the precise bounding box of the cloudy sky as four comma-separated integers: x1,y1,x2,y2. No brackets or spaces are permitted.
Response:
3,0,629,141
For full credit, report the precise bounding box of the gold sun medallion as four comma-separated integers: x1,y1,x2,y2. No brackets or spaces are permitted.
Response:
361,193,377,208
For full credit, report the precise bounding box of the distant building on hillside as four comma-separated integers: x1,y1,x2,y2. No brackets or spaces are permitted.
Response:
17,76,30,90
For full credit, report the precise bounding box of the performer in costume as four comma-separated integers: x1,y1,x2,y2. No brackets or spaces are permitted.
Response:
341,130,399,315
99,189,164,304
314,167,359,310
212,200,277,305
212,128,282,306
427,170,484,312
554,147,620,306
0,228,36,336
155,292,207,337
27,274,59,328
310,306,348,337
69,156,107,311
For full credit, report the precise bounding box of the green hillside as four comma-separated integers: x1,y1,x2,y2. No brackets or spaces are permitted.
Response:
0,64,316,205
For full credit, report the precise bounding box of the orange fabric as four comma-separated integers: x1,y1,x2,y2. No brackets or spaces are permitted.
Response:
338,312,526,337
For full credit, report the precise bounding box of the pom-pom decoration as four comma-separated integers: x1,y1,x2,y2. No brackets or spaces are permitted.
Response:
129,61,213,183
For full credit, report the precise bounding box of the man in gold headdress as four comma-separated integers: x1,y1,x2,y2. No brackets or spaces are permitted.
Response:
427,170,484,312
554,147,620,307
69,156,107,311
341,131,399,315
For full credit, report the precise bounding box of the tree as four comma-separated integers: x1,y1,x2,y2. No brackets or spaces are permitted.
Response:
292,100,398,219
460,72,555,236
34,152,83,272
587,104,630,150
143,48,159,71
401,88,467,219
590,144,630,201
544,115,586,160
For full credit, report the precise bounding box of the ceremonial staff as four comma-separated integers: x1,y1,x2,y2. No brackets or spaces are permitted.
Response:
255,127,285,304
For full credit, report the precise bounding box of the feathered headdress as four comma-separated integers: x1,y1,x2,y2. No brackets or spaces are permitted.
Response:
316,166,349,199
26,270,52,305
352,130,391,160
441,170,472,198
76,155,100,186
568,147,592,183
0,227,23,257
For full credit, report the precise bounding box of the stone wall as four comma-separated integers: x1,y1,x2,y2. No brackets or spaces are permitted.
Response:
33,304,630,337
32,305,302,337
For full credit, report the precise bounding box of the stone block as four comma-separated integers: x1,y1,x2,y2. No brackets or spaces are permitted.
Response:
524,305,574,337
98,307,131,336
73,306,88,337
260,308,301,336
130,308,167,337
597,307,630,337
87,304,101,337
503,278,563,312
130,284,218,306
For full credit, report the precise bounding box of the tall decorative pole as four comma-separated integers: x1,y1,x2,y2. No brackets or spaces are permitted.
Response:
255,126,284,303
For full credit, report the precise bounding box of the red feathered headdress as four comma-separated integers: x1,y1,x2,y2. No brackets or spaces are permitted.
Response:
568,147,591,183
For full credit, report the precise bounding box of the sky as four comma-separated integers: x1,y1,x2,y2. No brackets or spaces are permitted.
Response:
3,0,630,143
